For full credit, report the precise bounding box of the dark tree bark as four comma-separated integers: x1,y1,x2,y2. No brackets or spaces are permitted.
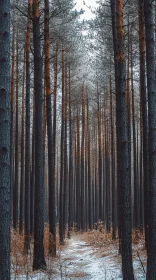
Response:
110,75,116,240
105,120,111,233
59,47,65,244
94,131,99,226
76,108,81,231
115,0,134,278
24,0,31,252
20,50,25,234
0,1,11,278
44,0,56,256
138,0,149,251
110,0,122,252
11,25,15,222
30,94,35,235
51,42,58,234
81,83,85,231
32,0,46,270
13,33,19,229
103,108,106,226
63,66,68,235
86,88,93,230
68,65,73,238
131,37,138,231
97,89,102,221
126,20,131,229
144,0,156,278
139,101,143,232
85,110,88,231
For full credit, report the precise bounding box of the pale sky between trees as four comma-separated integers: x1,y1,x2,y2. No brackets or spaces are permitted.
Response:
76,0,97,19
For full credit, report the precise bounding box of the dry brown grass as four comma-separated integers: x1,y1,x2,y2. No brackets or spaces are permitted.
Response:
44,223,62,257
11,224,64,277
10,224,76,278
78,227,145,250
67,270,89,278
100,251,111,258
10,224,147,278
11,227,25,256
11,227,32,275
132,229,145,245
76,227,146,266
80,229,115,248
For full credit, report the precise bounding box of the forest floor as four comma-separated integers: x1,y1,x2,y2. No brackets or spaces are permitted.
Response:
11,230,147,280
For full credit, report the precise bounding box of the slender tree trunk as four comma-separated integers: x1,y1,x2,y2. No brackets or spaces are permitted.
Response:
81,83,85,231
59,47,65,244
139,100,143,232
131,36,138,231
76,108,81,231
139,0,149,251
13,32,19,229
144,0,156,277
32,0,46,270
68,65,73,238
97,89,102,221
24,0,31,252
11,25,15,223
116,0,134,278
43,72,47,224
85,109,88,231
103,107,106,226
52,43,58,226
0,1,11,278
126,21,131,229
110,75,116,240
105,120,111,232
63,66,68,235
20,50,25,234
110,0,122,252
86,88,92,229
30,93,35,235
44,0,56,256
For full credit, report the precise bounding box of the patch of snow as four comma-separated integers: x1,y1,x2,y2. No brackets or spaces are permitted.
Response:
11,235,146,279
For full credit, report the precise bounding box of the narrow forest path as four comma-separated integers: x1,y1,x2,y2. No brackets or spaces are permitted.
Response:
54,235,121,279
13,233,146,280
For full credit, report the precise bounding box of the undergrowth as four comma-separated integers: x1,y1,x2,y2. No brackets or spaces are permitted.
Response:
10,223,147,279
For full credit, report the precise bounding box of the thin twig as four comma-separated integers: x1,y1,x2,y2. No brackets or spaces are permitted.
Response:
137,250,146,275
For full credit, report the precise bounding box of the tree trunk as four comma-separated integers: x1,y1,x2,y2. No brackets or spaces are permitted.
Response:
86,88,92,230
11,25,15,223
44,0,56,256
116,0,134,278
76,108,81,231
81,83,85,231
59,47,65,244
32,0,46,270
24,0,31,252
131,36,138,231
20,50,25,234
63,66,68,235
138,0,149,251
30,93,35,235
0,1,11,278
97,89,102,221
68,65,73,238
13,32,19,229
144,0,156,277
110,75,116,240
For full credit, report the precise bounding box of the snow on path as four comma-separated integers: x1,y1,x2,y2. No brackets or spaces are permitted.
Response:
11,235,146,279
58,236,122,279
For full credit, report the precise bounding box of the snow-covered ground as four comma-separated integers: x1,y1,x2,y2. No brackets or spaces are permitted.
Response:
11,234,146,279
